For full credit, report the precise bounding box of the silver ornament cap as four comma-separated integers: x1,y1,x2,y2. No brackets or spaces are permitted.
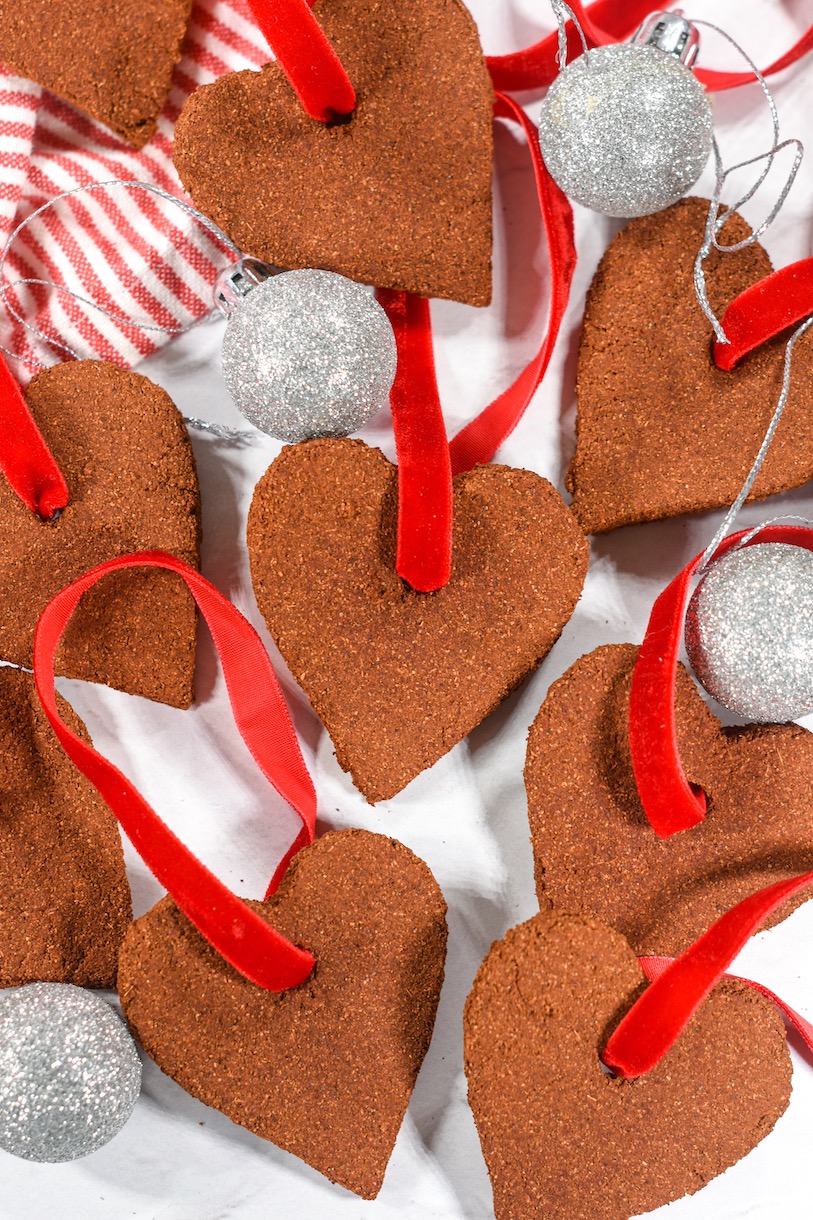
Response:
537,40,713,217
220,267,397,443
0,983,142,1162
632,11,701,68
685,542,813,722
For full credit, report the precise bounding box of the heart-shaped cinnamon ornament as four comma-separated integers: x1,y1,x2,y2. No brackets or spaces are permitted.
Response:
247,439,588,803
567,196,813,533
0,360,200,707
0,665,130,988
118,828,447,1199
464,910,791,1220
173,0,493,305
0,0,192,146
525,644,813,955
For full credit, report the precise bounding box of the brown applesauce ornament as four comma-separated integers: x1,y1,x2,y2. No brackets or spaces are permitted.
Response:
464,882,813,1220
0,0,192,147
173,0,495,306
0,356,200,705
30,551,448,1198
0,666,130,989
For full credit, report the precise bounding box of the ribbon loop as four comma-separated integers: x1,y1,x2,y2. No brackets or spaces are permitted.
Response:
629,524,813,838
605,871,813,1077
33,550,318,991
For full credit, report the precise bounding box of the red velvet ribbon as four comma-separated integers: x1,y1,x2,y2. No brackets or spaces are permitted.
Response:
714,258,813,371
629,525,813,839
447,92,577,476
0,353,68,520
244,0,355,121
32,550,318,991
381,91,575,588
606,871,813,1077
378,290,453,592
486,0,813,93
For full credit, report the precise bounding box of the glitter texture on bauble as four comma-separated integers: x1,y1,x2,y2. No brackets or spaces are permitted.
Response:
0,983,142,1162
685,542,813,722
537,44,713,218
221,268,397,443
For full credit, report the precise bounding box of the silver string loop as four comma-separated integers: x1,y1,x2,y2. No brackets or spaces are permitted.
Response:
0,179,241,371
0,179,261,444
698,315,813,573
690,19,804,343
549,0,589,72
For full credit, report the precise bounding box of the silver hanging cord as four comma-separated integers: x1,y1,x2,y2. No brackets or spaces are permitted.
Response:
549,0,589,71
0,178,259,443
698,314,813,572
0,178,242,366
699,514,813,577
182,417,255,444
691,20,803,343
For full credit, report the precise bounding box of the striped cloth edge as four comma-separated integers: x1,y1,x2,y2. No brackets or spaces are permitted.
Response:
0,0,268,382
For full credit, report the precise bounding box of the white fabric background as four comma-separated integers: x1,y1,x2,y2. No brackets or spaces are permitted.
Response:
6,1,813,1216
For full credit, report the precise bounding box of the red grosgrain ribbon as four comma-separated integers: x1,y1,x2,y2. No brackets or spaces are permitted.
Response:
448,91,576,474
604,871,813,1077
32,550,318,991
0,354,68,520
245,0,355,122
714,259,813,371
629,524,813,839
378,289,453,593
486,0,813,93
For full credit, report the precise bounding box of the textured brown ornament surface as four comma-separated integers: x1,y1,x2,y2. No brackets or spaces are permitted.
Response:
0,0,192,146
118,829,447,1200
248,438,588,803
464,911,791,1220
174,0,493,305
0,666,130,988
525,643,813,955
567,196,813,533
0,360,200,707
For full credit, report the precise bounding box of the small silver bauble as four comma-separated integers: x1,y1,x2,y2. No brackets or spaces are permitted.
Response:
538,15,713,218
0,983,142,1162
685,542,813,722
219,266,397,443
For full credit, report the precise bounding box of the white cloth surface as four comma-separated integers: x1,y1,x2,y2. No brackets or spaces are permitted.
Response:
7,1,813,1216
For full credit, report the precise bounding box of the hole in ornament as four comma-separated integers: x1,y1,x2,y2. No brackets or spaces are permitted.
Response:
37,506,63,525
325,108,354,128
689,780,708,813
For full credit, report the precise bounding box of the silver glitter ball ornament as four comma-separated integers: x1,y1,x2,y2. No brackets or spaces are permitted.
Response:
0,983,142,1162
685,542,813,722
537,43,713,217
220,268,397,443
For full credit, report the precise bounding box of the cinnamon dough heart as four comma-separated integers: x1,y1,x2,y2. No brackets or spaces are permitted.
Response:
173,0,493,305
0,360,200,707
0,0,192,146
567,196,813,533
525,644,813,955
0,665,130,988
464,910,791,1220
118,829,447,1200
247,438,588,803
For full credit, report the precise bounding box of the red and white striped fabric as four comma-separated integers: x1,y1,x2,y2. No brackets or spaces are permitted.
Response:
0,0,268,380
